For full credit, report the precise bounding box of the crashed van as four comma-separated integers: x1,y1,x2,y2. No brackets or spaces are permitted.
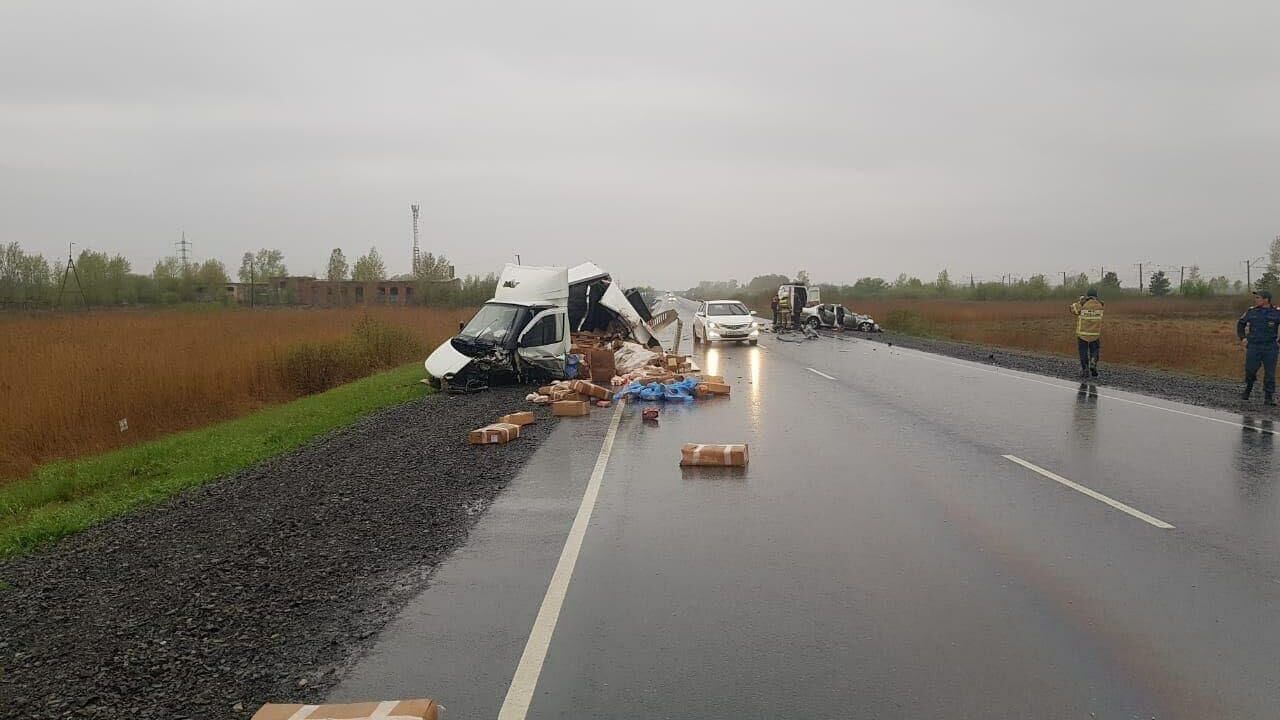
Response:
423,262,660,392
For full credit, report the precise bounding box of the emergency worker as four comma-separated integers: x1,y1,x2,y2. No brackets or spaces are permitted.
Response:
1070,288,1104,378
1237,289,1280,405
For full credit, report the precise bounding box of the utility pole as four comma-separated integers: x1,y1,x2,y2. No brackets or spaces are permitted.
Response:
410,204,421,276
177,231,192,269
1244,257,1265,291
1179,265,1186,289
1135,262,1145,291
249,259,255,309
969,274,975,289
515,253,521,265
1061,271,1069,288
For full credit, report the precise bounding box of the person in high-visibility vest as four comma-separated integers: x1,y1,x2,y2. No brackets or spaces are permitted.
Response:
1070,288,1104,378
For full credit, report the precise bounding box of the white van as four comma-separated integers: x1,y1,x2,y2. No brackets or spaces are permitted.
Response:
424,262,658,391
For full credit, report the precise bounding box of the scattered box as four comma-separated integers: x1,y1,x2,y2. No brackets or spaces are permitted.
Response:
537,384,558,396
571,380,613,400
252,699,440,720
697,382,731,396
699,374,725,384
680,443,749,467
498,411,536,426
469,422,521,445
552,400,590,417
588,348,616,381
549,387,583,401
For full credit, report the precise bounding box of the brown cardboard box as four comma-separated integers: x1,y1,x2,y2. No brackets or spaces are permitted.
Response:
498,411,536,426
587,348,616,381
552,400,590,417
697,382,731,396
469,422,521,445
571,380,612,400
252,699,440,720
699,374,725,384
680,443,749,467
538,384,559,396
548,387,578,401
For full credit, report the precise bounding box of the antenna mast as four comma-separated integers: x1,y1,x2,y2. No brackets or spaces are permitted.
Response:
410,204,421,276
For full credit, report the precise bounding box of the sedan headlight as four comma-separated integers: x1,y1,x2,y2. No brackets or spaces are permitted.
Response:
705,321,718,329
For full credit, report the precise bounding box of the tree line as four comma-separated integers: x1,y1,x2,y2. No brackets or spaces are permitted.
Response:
0,241,497,309
685,238,1280,305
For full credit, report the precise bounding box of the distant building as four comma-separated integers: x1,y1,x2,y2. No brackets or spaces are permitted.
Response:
223,282,269,304
267,276,443,306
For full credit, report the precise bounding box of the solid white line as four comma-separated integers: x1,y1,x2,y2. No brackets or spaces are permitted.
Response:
497,401,626,720
806,367,836,380
877,343,1275,436
1002,454,1175,529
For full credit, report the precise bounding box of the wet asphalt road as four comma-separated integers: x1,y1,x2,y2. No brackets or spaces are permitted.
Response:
334,299,1280,719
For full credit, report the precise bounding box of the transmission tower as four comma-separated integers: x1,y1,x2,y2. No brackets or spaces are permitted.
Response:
177,231,192,269
58,242,87,309
410,204,421,276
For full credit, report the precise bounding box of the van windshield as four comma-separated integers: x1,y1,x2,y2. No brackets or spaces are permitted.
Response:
459,303,522,344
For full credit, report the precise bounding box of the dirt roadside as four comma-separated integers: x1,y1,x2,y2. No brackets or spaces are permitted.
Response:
846,330,1279,419
0,386,554,719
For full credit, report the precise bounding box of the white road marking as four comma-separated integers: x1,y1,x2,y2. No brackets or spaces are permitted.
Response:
875,342,1276,436
806,367,836,380
1002,454,1175,529
497,401,626,720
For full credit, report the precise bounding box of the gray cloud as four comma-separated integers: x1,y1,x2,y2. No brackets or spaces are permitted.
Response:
2,0,1277,288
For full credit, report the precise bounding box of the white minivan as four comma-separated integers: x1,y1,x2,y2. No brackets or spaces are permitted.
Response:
424,262,658,391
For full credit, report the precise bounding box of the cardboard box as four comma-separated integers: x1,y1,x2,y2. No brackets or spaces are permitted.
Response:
252,699,440,720
587,348,617,382
680,443,749,467
469,422,521,445
549,387,579,401
697,382,731,396
498,411,536,426
552,400,590,417
699,374,725,384
538,384,559,396
571,380,612,400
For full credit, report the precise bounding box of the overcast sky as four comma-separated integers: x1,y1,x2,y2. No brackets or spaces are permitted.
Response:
2,1,1277,289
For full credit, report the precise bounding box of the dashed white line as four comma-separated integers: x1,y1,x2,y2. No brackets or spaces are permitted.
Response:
497,401,625,720
1002,454,1175,529
806,367,836,380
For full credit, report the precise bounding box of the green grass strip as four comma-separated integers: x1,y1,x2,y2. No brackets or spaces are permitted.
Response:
0,363,428,558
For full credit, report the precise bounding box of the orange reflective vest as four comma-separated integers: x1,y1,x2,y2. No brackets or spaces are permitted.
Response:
1070,297,1104,341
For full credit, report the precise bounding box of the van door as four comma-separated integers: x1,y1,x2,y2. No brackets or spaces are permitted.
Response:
516,307,569,379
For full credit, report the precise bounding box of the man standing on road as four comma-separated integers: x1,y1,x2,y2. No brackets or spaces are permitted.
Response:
1071,288,1105,379
770,295,780,329
1236,289,1280,405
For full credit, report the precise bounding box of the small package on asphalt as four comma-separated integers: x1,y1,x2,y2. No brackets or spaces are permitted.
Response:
696,382,732,397
570,380,613,401
680,443,749,467
469,422,521,445
498,411,536,426
642,407,660,422
252,699,440,720
552,400,591,417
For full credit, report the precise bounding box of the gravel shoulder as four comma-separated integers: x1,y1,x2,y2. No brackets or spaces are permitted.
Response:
0,386,555,719
848,331,1279,419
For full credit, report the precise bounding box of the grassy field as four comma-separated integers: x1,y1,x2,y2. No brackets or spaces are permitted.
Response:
0,306,469,480
850,297,1250,379
0,362,428,557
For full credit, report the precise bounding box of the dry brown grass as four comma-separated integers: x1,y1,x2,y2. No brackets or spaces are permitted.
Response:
0,306,471,480
852,298,1250,380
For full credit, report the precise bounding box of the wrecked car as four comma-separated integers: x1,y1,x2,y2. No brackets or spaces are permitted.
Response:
424,262,659,392
801,303,882,332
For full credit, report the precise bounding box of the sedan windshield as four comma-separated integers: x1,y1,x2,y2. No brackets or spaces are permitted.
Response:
707,302,750,317
459,303,521,344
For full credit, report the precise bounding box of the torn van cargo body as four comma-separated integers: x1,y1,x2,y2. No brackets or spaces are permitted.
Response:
424,262,660,391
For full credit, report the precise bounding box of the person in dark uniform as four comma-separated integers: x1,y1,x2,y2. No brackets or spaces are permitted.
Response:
1237,289,1280,405
770,295,780,329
